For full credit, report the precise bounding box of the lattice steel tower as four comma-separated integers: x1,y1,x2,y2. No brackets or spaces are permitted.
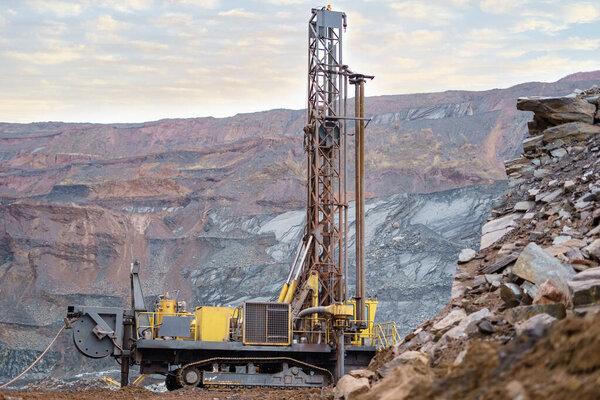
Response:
301,8,348,307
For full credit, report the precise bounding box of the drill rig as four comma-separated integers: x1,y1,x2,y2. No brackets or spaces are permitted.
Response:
66,7,400,390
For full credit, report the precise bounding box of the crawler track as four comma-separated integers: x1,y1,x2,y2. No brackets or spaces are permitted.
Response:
172,356,333,390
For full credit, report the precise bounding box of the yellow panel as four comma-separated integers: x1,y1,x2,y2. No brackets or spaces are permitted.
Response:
195,306,234,342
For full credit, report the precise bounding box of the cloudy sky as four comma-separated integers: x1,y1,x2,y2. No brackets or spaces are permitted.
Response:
1,0,599,123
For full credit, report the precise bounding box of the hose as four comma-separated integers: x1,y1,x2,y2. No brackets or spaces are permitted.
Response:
0,325,65,390
297,306,327,318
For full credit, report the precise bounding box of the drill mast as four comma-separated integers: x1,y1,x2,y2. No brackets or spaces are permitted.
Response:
302,8,348,306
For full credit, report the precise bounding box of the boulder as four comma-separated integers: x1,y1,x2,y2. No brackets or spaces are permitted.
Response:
480,214,520,250
500,283,522,308
534,169,550,179
477,319,496,334
540,189,562,203
552,235,572,245
568,279,600,308
517,96,596,124
514,201,535,211
523,135,543,152
514,313,557,337
505,157,532,174
333,375,370,400
458,248,476,263
442,308,494,341
564,180,576,191
506,380,528,400
513,243,575,296
532,279,568,305
542,121,600,144
362,362,432,400
379,351,430,378
571,267,600,281
550,148,568,158
349,369,376,380
431,309,466,332
584,239,600,261
503,303,566,324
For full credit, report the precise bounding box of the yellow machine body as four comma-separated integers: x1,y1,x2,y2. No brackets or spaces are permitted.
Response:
193,306,234,342
348,298,378,345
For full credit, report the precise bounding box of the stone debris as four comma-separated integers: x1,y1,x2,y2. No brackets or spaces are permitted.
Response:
348,369,376,380
479,214,520,250
513,243,575,296
333,375,370,400
431,309,466,332
503,303,566,324
500,283,523,308
332,86,600,399
458,248,476,263
514,313,557,337
532,279,568,305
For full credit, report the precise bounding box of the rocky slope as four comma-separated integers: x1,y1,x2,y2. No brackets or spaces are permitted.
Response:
332,87,600,399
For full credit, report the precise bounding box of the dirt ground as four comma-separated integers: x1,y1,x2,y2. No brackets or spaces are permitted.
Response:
0,387,330,400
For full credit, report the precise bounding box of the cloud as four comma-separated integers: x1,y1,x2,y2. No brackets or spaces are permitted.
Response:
511,18,566,34
151,13,194,29
3,45,85,65
217,8,258,18
390,2,455,24
131,40,169,52
27,0,82,17
564,3,600,24
392,57,420,68
174,0,219,7
97,0,152,13
479,0,520,14
95,15,119,32
395,29,444,45
567,37,600,50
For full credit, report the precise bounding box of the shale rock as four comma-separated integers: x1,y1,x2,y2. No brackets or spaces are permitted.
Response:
500,283,522,308
514,313,557,337
480,214,520,250
532,279,568,305
379,351,430,378
513,243,575,296
517,96,596,125
431,309,466,332
568,279,600,308
503,303,566,324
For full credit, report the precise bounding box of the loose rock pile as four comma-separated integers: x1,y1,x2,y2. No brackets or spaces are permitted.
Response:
333,87,600,400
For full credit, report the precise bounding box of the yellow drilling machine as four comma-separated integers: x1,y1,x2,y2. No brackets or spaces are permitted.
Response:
66,6,400,390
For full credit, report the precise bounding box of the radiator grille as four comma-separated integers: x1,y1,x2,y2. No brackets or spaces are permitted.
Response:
243,302,290,345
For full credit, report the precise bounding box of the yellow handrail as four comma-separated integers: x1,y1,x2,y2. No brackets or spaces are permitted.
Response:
373,321,401,349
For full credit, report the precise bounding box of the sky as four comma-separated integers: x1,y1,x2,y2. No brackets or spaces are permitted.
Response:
1,0,599,123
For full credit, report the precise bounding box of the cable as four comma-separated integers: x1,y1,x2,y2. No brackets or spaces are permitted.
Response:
0,325,65,390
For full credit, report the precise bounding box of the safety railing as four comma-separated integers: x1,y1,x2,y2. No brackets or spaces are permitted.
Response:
373,321,402,349
293,317,401,350
292,317,332,344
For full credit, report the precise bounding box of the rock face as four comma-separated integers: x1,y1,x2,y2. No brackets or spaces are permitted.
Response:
0,182,505,380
